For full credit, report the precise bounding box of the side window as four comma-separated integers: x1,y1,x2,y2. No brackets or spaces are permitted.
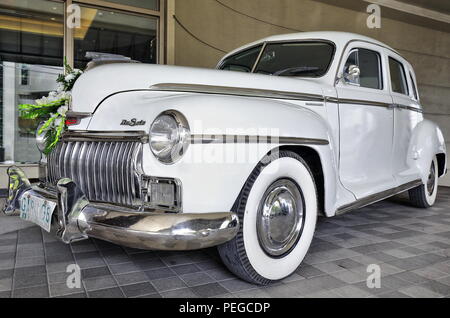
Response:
389,57,409,95
344,48,382,89
410,72,419,100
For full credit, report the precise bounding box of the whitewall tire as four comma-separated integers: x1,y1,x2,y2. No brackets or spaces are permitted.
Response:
218,151,317,285
409,157,439,208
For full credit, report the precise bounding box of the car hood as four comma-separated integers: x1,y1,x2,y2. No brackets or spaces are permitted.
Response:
71,63,325,113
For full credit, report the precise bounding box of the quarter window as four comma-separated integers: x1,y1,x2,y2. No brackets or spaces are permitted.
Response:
344,48,382,89
389,58,409,95
220,45,263,73
410,72,419,100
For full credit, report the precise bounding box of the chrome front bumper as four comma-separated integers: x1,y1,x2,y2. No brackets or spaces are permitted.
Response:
3,167,239,251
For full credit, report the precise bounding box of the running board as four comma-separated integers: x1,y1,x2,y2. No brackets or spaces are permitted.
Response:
336,179,422,215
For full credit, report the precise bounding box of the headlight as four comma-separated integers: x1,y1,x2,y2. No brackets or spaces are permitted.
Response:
36,122,46,153
149,110,190,164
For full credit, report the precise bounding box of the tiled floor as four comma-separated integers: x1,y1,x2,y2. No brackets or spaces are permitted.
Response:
0,188,450,298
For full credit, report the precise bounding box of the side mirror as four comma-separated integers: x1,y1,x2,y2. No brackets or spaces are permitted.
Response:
344,64,360,85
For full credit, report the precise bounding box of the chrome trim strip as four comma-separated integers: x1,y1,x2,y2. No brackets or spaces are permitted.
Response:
327,96,391,108
150,83,325,102
336,179,422,215
150,83,422,113
62,131,149,143
66,111,92,119
188,135,329,145
326,97,423,113
395,104,423,113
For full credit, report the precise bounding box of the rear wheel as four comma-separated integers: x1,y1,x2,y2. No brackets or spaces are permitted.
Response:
409,157,438,208
218,151,317,285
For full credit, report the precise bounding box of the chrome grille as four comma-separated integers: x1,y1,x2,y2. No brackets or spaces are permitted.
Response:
46,140,143,206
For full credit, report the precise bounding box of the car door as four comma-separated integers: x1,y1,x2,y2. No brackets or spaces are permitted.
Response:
387,52,423,185
336,42,396,199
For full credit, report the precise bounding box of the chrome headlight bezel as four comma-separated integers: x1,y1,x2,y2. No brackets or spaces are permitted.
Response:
149,110,190,164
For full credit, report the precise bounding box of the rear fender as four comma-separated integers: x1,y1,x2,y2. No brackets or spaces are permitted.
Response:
409,119,446,183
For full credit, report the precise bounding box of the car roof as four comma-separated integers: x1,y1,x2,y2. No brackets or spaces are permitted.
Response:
222,31,398,61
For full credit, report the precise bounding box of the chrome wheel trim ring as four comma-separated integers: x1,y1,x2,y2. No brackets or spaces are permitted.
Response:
256,179,305,258
427,162,436,196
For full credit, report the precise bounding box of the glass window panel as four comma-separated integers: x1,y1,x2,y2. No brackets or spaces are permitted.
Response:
220,45,262,73
74,7,158,68
0,0,64,163
103,0,159,11
389,57,409,95
358,49,382,90
254,42,334,78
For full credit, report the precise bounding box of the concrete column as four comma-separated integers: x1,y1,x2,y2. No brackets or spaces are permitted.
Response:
2,62,16,162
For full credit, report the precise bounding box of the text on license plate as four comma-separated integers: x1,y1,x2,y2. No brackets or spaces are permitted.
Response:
19,193,56,233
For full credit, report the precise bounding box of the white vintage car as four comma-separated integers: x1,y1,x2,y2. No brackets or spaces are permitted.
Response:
4,32,447,284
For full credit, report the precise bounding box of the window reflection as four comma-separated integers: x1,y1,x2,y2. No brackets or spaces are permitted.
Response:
74,7,158,69
0,0,64,163
105,0,159,11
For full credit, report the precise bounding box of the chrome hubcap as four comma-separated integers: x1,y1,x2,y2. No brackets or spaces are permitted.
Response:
256,179,304,257
427,163,436,196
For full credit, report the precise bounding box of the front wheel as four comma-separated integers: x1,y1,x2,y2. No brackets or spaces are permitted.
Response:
409,157,439,208
218,151,317,285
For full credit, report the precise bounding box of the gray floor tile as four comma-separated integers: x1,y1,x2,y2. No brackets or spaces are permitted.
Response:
81,266,111,279
13,285,49,298
49,282,85,297
399,285,443,298
191,282,229,297
0,291,11,298
88,287,124,298
115,271,148,286
83,276,117,291
180,272,215,287
121,282,157,297
13,273,47,289
171,264,202,275
161,287,199,298
219,278,257,293
144,267,176,280
151,276,187,292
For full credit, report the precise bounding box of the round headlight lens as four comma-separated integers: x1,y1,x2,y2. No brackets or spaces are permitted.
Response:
149,111,190,164
36,122,46,153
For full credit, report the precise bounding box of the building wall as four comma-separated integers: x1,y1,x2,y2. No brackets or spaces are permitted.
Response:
170,0,450,185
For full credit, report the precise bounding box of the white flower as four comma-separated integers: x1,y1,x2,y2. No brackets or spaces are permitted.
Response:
57,106,68,116
56,83,64,93
65,73,76,82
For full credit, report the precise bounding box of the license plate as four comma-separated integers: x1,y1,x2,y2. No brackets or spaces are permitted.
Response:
19,192,56,233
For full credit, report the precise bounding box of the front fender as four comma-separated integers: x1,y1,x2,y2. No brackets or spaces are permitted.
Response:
85,91,342,215
409,119,446,183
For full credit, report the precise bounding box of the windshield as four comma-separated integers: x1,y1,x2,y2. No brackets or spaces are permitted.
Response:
220,41,335,78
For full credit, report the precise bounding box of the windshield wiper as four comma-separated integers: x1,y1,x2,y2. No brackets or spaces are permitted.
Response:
273,66,321,77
